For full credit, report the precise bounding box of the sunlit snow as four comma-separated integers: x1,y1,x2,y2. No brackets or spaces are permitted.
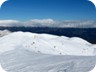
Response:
0,32,96,72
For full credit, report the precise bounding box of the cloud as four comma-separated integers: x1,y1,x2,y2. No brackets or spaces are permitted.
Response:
58,20,96,28
30,19,55,24
0,19,96,28
0,20,21,27
23,19,56,27
0,19,56,27
0,20,19,24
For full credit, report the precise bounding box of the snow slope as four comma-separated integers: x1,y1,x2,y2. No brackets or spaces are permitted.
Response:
0,30,11,37
0,49,96,72
0,31,96,72
0,31,94,56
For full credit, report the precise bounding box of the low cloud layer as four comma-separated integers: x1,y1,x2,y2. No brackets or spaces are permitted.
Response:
30,19,55,24
0,20,20,27
0,19,96,28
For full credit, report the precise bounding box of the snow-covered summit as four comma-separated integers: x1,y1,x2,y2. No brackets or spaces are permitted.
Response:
0,31,95,56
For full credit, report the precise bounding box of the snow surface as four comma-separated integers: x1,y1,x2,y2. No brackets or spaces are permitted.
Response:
0,31,95,56
0,30,11,37
0,31,96,72
0,49,96,72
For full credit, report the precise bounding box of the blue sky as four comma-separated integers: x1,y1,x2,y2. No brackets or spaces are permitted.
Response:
0,0,96,21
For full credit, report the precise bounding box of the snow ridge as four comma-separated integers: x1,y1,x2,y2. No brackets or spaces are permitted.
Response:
0,31,95,56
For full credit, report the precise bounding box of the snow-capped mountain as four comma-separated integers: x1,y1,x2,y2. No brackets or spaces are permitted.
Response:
0,32,96,72
0,31,94,56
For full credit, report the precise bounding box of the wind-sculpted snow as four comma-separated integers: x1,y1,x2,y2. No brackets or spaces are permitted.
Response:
0,32,96,72
0,49,96,72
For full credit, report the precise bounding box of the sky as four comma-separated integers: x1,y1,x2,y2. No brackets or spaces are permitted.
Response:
0,0,96,21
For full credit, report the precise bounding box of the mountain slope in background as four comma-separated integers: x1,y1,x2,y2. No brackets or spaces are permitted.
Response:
0,27,96,44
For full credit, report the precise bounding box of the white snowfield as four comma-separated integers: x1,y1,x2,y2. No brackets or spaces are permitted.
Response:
0,31,95,56
0,31,96,72
0,30,11,37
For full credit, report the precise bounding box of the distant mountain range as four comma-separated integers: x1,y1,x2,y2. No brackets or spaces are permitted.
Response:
0,27,96,44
